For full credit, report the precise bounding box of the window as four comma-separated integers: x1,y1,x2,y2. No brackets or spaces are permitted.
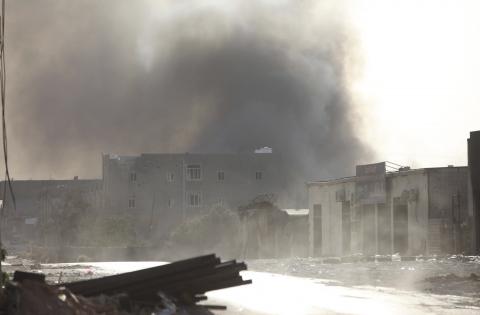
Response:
255,171,263,180
186,165,201,181
128,198,136,208
129,172,137,182
187,192,201,207
168,199,174,208
166,172,175,182
217,171,225,181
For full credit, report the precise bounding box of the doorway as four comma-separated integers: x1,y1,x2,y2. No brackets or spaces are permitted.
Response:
342,201,351,254
362,205,376,255
393,204,408,254
313,204,322,256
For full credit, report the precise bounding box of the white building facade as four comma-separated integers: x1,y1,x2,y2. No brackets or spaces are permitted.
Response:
308,163,474,257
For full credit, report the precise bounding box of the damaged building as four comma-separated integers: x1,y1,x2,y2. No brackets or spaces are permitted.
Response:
102,151,306,240
238,196,309,259
308,162,475,257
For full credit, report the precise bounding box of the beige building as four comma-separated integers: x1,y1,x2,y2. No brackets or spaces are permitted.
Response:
308,163,474,257
102,152,306,241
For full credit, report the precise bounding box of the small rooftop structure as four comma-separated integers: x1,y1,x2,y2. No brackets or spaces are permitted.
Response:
254,147,272,154
281,208,309,216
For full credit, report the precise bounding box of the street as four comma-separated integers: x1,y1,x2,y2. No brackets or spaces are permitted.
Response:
45,261,480,315
209,271,480,315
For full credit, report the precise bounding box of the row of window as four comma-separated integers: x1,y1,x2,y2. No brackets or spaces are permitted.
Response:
128,192,213,209
130,167,263,183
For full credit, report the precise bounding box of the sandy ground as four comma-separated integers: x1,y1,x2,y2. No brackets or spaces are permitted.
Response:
208,271,480,315
3,258,480,314
247,257,480,298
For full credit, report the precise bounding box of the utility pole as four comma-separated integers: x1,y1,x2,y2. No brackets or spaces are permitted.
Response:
0,0,16,282
182,156,186,219
0,199,3,277
0,0,5,280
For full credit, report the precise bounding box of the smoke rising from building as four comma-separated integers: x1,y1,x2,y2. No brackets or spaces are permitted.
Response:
6,0,371,179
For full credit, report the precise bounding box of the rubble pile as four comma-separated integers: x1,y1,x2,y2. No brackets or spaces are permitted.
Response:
6,279,119,315
2,254,251,315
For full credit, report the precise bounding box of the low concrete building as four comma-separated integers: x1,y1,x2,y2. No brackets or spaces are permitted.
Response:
308,162,474,257
0,179,102,246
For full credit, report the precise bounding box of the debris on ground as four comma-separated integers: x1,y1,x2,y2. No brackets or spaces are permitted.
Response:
422,273,480,297
247,256,480,298
6,278,119,315
1,254,251,315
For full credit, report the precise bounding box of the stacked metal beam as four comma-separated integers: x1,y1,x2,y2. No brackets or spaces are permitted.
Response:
61,254,251,309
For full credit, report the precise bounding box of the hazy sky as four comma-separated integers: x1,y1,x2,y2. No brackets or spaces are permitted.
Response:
3,0,480,179
348,0,480,168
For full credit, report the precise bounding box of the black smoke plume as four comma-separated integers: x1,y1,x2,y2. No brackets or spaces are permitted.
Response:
6,0,371,180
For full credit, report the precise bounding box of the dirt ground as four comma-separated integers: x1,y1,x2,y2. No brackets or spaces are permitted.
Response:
247,256,480,299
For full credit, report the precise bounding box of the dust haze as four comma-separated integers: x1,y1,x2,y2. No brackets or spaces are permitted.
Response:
5,0,371,179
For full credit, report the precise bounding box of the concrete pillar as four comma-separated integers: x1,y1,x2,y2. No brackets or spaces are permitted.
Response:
241,217,248,259
375,203,379,254
308,203,313,257
407,200,416,255
274,228,279,258
390,199,394,254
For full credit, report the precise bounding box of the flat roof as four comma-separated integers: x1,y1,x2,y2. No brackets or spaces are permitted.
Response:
281,208,309,216
307,176,356,186
307,165,468,186
0,179,101,183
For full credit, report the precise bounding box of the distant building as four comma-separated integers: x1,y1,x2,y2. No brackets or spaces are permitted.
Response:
468,130,480,253
0,178,102,246
307,162,474,257
102,152,305,240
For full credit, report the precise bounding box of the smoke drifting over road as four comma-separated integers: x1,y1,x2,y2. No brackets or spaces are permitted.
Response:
7,0,371,179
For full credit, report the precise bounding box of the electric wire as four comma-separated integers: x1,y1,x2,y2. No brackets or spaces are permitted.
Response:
1,0,16,218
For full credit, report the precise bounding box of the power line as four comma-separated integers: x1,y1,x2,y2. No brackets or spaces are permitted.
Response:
385,161,405,168
0,0,15,213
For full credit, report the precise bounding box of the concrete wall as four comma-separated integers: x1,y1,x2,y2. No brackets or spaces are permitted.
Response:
102,154,136,212
469,131,480,253
427,167,472,253
468,169,476,253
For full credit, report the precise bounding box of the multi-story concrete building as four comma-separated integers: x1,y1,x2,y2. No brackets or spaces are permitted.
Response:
307,162,474,257
102,151,304,239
